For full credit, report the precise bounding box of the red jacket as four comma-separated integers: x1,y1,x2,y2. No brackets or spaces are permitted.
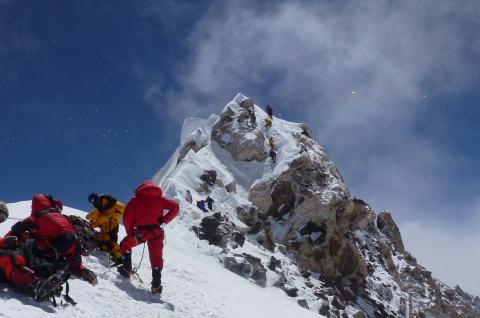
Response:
10,195,75,242
123,181,179,236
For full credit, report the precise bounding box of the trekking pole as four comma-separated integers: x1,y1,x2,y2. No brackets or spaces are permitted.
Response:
107,217,112,272
7,216,23,221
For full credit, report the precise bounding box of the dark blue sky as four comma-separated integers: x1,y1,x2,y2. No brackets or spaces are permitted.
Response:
0,1,208,210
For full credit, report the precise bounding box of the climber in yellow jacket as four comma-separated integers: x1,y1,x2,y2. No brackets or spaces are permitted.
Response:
86,193,125,263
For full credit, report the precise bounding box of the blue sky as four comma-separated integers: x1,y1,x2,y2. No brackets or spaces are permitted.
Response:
0,1,204,210
1,1,480,293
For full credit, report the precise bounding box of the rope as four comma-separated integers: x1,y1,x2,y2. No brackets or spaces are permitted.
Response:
131,242,146,283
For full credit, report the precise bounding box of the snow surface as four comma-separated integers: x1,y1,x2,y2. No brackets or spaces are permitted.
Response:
0,94,349,317
0,201,320,318
147,95,362,315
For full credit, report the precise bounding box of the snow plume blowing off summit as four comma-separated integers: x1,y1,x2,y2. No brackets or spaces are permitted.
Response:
153,94,480,317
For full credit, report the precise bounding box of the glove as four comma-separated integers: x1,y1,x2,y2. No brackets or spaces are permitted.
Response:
3,236,18,250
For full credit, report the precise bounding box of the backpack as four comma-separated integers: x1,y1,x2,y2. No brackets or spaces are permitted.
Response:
66,215,98,256
0,201,8,223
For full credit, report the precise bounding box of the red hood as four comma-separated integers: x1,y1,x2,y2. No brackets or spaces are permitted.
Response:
135,181,163,197
31,194,62,215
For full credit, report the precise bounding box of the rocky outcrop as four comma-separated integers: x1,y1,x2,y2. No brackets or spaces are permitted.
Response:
377,211,405,253
265,196,370,291
236,205,263,234
192,213,244,248
200,170,217,187
222,253,267,287
162,94,480,317
177,128,207,163
211,97,267,161
248,181,272,217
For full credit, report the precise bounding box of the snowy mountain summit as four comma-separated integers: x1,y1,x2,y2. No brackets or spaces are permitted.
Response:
154,93,480,318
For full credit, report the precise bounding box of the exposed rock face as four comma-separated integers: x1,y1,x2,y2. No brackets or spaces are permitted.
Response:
236,205,262,234
200,170,217,187
192,213,243,248
248,181,272,217
222,253,267,287
225,181,237,194
377,211,405,253
162,94,480,318
269,180,296,219
211,96,267,161
256,224,275,252
177,128,207,163
185,190,193,204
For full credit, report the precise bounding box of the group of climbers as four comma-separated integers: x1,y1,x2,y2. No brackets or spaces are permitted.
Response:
264,105,277,163
0,194,97,303
196,196,214,213
86,180,179,294
0,103,278,304
0,180,180,302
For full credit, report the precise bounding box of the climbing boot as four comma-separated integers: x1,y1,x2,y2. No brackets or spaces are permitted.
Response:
151,268,162,294
117,253,132,278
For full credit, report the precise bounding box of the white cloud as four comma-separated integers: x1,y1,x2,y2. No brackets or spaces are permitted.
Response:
141,0,480,293
401,219,480,296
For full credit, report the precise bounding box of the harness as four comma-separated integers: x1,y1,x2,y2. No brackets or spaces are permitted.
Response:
35,208,61,218
134,225,163,243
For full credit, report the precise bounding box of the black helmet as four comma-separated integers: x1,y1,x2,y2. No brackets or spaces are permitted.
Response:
88,193,99,205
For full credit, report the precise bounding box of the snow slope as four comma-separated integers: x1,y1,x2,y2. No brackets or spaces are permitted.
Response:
0,201,320,318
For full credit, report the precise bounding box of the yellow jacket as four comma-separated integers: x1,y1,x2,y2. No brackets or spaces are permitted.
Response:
86,198,125,233
268,137,276,150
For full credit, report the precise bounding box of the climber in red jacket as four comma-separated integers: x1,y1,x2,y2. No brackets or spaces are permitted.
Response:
118,180,180,294
0,236,73,301
0,236,34,287
8,194,97,285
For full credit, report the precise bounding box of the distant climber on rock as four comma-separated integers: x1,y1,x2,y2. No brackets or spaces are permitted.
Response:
205,196,215,211
8,194,97,285
118,180,179,294
86,193,124,264
264,118,272,128
268,137,276,150
269,149,277,163
196,200,208,213
265,105,273,118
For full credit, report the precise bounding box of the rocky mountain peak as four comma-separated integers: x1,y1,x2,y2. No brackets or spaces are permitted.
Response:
154,93,480,318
